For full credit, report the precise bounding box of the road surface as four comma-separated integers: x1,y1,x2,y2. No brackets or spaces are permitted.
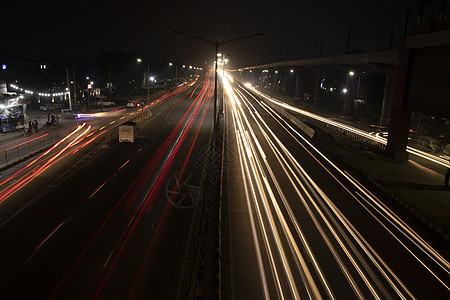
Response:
0,75,215,299
220,73,449,299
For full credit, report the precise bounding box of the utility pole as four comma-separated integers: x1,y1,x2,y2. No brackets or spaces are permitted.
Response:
65,65,72,111
389,27,394,49
346,24,352,54
109,65,112,97
72,66,77,108
404,4,410,37
313,34,317,58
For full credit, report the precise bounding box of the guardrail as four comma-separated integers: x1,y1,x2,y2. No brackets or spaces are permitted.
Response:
0,133,56,168
1,107,153,169
376,172,449,232
251,87,449,234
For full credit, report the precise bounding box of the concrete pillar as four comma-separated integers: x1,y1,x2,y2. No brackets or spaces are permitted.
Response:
386,39,411,160
343,75,353,115
380,69,395,126
248,71,256,86
294,68,302,100
386,108,411,159
281,70,288,94
273,70,279,91
314,71,321,105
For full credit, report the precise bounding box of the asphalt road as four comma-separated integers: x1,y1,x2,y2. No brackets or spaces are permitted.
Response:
0,75,215,299
220,75,449,299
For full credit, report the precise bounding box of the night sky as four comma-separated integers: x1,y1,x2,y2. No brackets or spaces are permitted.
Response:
1,0,418,68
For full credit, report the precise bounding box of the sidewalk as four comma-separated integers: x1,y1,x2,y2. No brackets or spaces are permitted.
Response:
256,87,450,238
0,92,167,169
0,108,78,170
0,108,57,143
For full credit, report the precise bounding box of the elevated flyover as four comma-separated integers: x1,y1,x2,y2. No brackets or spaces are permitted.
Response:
231,19,450,159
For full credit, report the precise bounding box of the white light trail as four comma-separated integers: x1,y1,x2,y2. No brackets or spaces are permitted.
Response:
249,87,450,168
223,72,450,298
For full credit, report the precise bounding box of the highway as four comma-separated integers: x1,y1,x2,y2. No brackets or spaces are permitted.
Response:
0,69,448,299
220,72,449,299
0,74,215,298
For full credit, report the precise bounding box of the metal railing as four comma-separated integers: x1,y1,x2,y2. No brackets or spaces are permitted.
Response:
0,107,153,168
1,133,56,167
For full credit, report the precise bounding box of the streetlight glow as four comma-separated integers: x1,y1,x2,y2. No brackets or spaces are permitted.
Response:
137,58,142,62
349,71,355,76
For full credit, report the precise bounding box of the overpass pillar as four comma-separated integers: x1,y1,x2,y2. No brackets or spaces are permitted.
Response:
249,71,256,86
313,71,321,105
380,69,395,126
294,68,302,100
386,39,411,160
281,70,289,94
268,70,275,89
273,70,279,91
343,75,353,115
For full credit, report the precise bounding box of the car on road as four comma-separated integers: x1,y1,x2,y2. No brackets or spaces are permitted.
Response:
126,101,140,108
97,100,115,107
61,109,82,119
39,104,55,111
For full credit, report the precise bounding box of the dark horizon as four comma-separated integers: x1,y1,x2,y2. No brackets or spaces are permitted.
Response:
1,0,418,68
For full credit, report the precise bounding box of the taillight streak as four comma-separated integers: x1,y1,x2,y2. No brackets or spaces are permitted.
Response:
50,74,211,299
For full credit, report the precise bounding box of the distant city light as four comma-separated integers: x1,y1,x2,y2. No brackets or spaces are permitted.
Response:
169,62,173,66
1,64,6,70
349,71,355,76
137,58,142,62
343,88,348,93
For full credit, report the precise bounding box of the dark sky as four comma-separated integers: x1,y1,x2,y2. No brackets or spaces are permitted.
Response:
1,0,418,68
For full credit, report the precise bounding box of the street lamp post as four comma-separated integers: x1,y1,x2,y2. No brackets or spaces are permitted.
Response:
169,62,178,86
349,71,363,120
173,30,262,128
137,58,150,105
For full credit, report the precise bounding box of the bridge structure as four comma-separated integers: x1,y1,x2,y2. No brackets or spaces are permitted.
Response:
230,19,450,159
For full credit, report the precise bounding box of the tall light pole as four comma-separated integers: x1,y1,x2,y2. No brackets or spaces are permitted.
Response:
349,71,363,120
137,58,150,105
172,30,263,127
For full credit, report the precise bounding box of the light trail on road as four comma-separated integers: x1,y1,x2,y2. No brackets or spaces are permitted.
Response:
0,78,198,207
249,86,450,168
0,123,91,204
223,73,449,298
49,73,214,299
